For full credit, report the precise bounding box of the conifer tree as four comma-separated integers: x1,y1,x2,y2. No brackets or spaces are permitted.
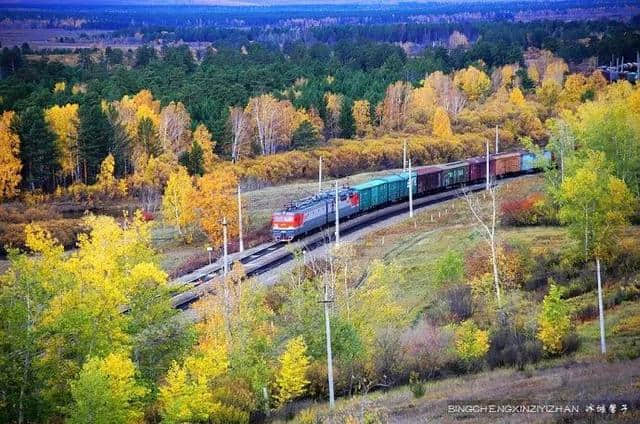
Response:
78,98,114,184
15,106,57,190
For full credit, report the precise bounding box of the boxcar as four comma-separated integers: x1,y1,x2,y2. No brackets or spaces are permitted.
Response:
353,179,388,211
493,152,521,177
379,174,405,203
439,161,469,188
396,171,417,198
467,156,495,183
416,166,442,195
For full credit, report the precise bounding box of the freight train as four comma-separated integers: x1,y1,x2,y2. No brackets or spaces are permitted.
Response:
271,150,551,242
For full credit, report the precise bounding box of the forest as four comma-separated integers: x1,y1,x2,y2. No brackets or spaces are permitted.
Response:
1,11,640,424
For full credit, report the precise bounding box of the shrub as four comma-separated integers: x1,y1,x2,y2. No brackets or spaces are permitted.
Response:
408,372,426,399
501,192,549,226
455,320,489,364
372,327,405,385
574,304,598,322
487,315,542,369
537,282,572,355
0,204,61,224
402,321,454,379
0,219,87,253
297,409,320,424
613,315,640,337
445,284,473,322
305,361,328,399
434,249,464,286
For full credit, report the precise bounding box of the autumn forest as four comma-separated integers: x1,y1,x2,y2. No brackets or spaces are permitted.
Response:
1,3,640,423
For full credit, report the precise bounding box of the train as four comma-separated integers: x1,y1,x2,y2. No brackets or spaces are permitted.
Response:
271,149,551,242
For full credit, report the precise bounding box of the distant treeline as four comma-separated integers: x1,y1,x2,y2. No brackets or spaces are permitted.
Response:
0,0,637,29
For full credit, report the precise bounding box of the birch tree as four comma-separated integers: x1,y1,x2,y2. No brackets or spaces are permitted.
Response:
463,184,502,306
158,101,192,158
556,150,636,354
228,106,251,162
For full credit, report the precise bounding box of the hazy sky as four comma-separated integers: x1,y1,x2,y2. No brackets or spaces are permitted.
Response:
2,0,531,5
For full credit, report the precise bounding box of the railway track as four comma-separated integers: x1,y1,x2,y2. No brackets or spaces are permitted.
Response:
169,173,535,310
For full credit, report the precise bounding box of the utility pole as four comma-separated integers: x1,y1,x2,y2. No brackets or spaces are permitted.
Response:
318,156,323,194
596,257,607,354
486,138,490,191
237,186,244,253
403,140,407,171
495,125,499,154
319,282,335,408
222,217,228,277
334,181,340,244
408,158,413,218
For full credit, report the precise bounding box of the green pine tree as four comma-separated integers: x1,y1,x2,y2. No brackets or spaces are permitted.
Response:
15,106,58,190
292,120,322,149
339,97,355,139
78,98,114,184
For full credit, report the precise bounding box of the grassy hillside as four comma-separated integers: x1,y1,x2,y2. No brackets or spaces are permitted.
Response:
272,174,640,423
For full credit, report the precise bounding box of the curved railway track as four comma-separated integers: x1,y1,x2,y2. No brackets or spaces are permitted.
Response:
169,172,536,310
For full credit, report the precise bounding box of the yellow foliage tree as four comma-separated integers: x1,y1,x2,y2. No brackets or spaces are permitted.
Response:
162,166,197,242
455,320,489,361
274,336,310,407
408,84,437,127
561,73,588,105
53,81,66,93
537,284,571,354
324,92,343,139
536,78,561,108
192,123,218,172
509,87,526,107
158,340,229,424
95,153,127,198
543,60,569,85
453,66,491,101
195,169,239,247
0,110,22,199
44,103,80,181
500,64,517,89
352,100,373,138
432,107,453,138
68,352,148,424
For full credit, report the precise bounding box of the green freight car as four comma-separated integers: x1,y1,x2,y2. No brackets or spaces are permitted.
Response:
440,161,469,187
353,179,388,211
379,174,405,202
396,171,417,198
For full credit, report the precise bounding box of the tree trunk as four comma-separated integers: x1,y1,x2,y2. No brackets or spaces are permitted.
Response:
490,238,501,306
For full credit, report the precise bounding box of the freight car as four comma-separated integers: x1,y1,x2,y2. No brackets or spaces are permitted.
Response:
272,150,550,242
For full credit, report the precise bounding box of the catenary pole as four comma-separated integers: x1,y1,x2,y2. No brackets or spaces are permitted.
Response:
334,181,340,244
318,156,322,194
596,257,607,354
403,140,407,171
495,125,499,154
237,186,244,253
321,282,335,408
408,158,413,218
222,217,228,277
486,138,490,190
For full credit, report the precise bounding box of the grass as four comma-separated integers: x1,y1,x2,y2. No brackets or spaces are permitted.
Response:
576,300,640,360
278,357,640,423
